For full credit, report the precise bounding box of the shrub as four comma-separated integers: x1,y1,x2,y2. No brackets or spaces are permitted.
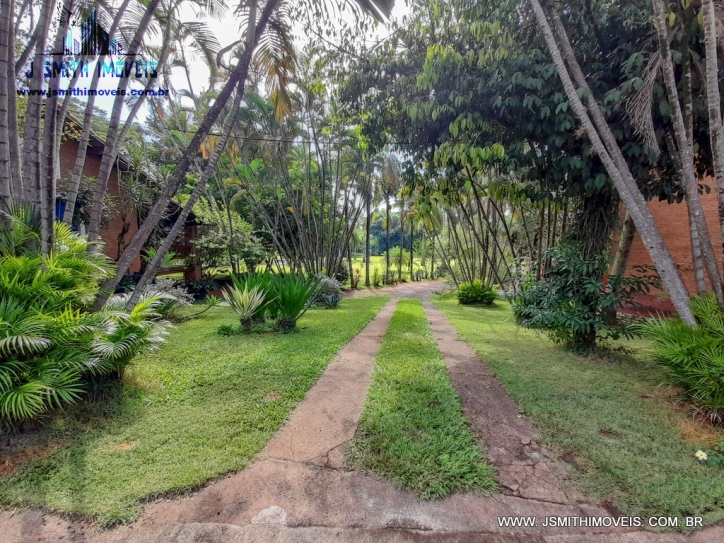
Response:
330,264,349,285
319,293,343,309
146,278,194,320
509,244,648,349
314,274,342,301
0,220,168,427
272,274,321,331
372,267,381,287
457,280,497,305
638,294,724,423
222,284,269,331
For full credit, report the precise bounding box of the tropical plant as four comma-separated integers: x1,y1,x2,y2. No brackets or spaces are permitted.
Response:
319,293,343,309
457,280,497,305
510,243,647,349
639,294,724,424
372,266,381,287
223,284,269,332
0,215,168,427
230,272,278,320
272,274,322,331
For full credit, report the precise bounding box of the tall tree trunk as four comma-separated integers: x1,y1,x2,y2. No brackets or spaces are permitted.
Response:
93,0,277,310
87,0,161,244
40,0,75,254
0,0,12,211
409,218,414,280
534,0,696,325
399,212,404,281
652,0,724,307
365,195,371,286
430,233,435,278
385,197,391,275
689,203,708,296
7,0,21,199
22,0,55,207
611,212,636,277
702,0,724,275
63,0,132,224
126,82,246,310
665,130,706,296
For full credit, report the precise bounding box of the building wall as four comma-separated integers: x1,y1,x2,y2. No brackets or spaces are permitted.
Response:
58,137,143,273
619,178,723,314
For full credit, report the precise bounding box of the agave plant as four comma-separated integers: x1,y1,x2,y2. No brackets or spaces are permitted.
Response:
272,274,322,331
320,293,343,309
223,284,269,332
230,272,277,321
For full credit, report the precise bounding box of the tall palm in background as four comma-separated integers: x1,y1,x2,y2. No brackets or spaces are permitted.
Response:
378,152,400,278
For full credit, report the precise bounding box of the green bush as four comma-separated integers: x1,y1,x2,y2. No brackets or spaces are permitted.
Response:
638,295,724,424
272,274,321,331
457,280,497,305
0,216,168,427
509,244,647,349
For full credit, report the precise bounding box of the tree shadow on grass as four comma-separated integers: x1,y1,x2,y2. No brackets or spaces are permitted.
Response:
0,378,148,524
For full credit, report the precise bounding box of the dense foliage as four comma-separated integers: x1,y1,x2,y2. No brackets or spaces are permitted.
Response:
0,215,168,427
510,244,646,349
640,295,724,423
457,280,497,305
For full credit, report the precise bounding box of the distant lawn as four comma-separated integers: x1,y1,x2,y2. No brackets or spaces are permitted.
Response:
348,299,496,499
434,298,724,526
0,297,389,525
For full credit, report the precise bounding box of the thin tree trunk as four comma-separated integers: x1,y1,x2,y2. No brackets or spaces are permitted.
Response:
533,0,696,325
126,82,246,310
0,0,12,210
689,203,708,296
664,131,706,296
702,0,724,276
87,0,162,244
63,0,132,223
7,0,21,199
22,0,55,207
409,218,414,279
39,0,77,252
611,212,636,277
365,195,371,286
399,210,404,281
93,0,277,310
385,197,391,275
652,0,724,308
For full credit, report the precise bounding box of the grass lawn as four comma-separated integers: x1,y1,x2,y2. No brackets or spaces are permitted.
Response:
0,297,389,525
347,299,496,499
434,298,724,525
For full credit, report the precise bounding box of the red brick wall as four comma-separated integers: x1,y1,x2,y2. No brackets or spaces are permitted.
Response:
618,178,723,313
58,137,143,273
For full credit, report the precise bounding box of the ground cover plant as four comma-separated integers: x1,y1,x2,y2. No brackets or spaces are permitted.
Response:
434,298,724,526
0,297,389,524
347,299,496,498
639,294,724,424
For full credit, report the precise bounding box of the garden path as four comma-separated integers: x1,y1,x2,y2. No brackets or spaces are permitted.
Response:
1,280,722,542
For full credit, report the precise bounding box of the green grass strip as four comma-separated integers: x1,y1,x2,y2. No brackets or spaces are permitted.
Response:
434,298,724,527
348,299,496,499
0,297,389,525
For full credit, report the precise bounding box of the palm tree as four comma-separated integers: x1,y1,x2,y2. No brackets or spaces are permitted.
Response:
378,152,400,280
94,0,395,308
